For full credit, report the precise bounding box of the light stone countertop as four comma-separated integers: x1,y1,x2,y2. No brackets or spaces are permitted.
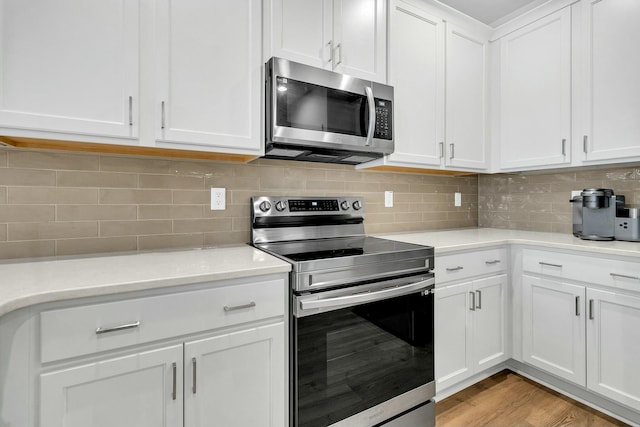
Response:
379,227,640,258
2,227,640,320
0,245,291,319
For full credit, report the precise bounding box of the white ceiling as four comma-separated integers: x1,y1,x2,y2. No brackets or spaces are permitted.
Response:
437,0,549,27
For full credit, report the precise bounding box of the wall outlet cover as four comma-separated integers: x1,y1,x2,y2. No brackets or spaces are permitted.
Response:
211,188,226,210
384,191,394,208
454,192,462,207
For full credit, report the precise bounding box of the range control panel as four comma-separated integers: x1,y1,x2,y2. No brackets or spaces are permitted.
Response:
252,196,364,217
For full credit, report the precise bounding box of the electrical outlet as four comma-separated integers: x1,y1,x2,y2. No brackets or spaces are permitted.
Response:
385,191,394,208
454,192,462,207
211,188,226,210
571,190,581,199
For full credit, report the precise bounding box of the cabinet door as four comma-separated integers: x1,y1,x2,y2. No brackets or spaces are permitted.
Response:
472,275,508,372
580,0,640,161
587,289,640,412
499,8,571,170
155,0,261,155
0,0,139,138
445,23,487,170
268,0,332,69
184,323,285,427
333,0,387,82
522,275,586,385
387,1,444,167
40,345,182,427
435,281,473,391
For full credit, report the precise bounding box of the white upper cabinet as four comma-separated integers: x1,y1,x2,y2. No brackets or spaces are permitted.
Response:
385,1,445,167
498,8,572,170
445,23,488,170
0,0,139,139
155,0,262,155
360,0,489,172
578,0,640,162
266,0,387,83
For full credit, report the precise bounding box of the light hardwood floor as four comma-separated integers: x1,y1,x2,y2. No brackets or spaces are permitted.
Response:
436,370,629,427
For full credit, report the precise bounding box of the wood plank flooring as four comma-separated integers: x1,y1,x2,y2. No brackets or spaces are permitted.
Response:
436,370,629,427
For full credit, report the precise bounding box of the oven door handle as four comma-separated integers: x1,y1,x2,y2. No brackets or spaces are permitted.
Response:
299,278,434,311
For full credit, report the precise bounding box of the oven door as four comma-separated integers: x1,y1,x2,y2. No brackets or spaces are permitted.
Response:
292,274,435,427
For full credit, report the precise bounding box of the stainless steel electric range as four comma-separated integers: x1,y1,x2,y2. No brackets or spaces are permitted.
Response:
250,196,435,427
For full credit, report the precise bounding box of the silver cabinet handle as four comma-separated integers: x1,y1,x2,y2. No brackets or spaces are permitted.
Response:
583,135,588,154
476,290,482,310
575,296,580,316
192,357,197,394
128,96,133,126
450,143,455,160
335,43,342,66
485,260,501,265
224,301,256,312
161,101,166,130
446,266,464,272
469,291,476,311
589,299,594,320
364,86,375,147
95,320,140,335
172,362,177,400
439,142,445,159
562,138,566,156
610,273,640,281
327,40,334,63
539,262,562,268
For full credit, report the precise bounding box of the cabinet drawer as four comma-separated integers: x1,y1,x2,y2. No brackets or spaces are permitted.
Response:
40,279,285,363
523,249,640,292
436,247,507,285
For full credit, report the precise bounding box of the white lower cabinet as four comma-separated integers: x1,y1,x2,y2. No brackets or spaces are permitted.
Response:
587,289,640,411
520,249,640,413
521,275,586,386
184,324,285,427
40,345,183,427
435,274,508,391
37,276,287,427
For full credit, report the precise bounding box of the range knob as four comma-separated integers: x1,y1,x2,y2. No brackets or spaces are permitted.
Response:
352,200,362,210
259,201,272,212
275,201,287,212
340,201,350,210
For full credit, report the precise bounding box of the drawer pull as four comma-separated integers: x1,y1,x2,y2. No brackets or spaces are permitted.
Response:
446,266,464,272
609,273,640,281
539,262,562,268
223,301,256,312
485,260,501,265
476,290,482,309
95,320,140,335
575,296,580,317
589,299,595,320
469,292,476,311
172,362,177,400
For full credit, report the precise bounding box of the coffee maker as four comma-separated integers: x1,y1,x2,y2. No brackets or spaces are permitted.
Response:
571,188,625,240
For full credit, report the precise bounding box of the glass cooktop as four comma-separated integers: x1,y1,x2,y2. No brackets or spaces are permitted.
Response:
255,236,431,263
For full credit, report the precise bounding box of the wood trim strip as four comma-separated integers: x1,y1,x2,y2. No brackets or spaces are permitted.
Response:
0,136,258,163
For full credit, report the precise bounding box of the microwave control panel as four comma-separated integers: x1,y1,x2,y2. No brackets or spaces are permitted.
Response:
373,99,392,140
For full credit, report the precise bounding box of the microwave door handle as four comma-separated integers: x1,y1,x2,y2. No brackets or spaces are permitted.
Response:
365,86,376,146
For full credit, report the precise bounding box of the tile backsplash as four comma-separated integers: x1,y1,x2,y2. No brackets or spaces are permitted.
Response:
0,148,477,259
478,167,640,233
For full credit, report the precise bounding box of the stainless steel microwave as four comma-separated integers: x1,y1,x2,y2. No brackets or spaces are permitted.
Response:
265,57,394,165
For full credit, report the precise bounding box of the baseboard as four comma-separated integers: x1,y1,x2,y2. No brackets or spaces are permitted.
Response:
434,364,509,402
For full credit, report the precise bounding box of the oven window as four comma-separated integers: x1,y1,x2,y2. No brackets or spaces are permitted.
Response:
294,292,434,427
276,77,368,137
